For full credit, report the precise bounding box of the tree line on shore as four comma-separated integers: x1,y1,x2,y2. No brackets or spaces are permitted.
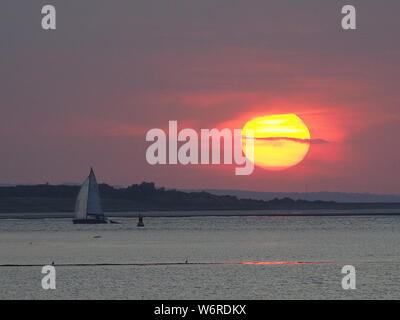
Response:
1,182,396,212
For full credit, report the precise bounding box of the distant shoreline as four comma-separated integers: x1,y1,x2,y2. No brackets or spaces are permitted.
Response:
2,209,400,220
3,184,400,215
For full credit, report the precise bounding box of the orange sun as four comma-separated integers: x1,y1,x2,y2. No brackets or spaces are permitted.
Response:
242,114,311,170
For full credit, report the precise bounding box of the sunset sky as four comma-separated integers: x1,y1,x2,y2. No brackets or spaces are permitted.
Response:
1,1,400,193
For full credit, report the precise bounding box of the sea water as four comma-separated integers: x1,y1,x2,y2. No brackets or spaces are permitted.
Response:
0,215,399,299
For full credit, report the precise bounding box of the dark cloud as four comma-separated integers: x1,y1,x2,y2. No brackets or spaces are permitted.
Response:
252,137,329,144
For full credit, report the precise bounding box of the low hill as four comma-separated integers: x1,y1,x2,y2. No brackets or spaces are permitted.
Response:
1,182,400,213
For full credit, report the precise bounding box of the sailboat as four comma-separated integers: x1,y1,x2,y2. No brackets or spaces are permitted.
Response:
73,168,108,224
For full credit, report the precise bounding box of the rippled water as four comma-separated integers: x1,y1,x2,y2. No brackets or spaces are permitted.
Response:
0,215,399,299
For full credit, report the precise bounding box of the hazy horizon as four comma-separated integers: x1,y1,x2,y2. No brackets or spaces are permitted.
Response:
2,180,400,202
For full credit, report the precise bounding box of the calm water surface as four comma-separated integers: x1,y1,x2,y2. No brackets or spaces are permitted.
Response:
0,215,399,299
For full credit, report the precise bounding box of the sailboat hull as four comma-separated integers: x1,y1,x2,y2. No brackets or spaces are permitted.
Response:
73,219,108,224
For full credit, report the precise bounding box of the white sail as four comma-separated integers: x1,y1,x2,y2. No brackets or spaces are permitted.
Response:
74,168,104,219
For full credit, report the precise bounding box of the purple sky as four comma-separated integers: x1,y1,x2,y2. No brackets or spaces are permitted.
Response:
1,1,400,193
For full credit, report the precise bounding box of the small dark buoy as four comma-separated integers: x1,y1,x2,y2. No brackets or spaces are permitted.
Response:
51,261,55,266
137,214,144,227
